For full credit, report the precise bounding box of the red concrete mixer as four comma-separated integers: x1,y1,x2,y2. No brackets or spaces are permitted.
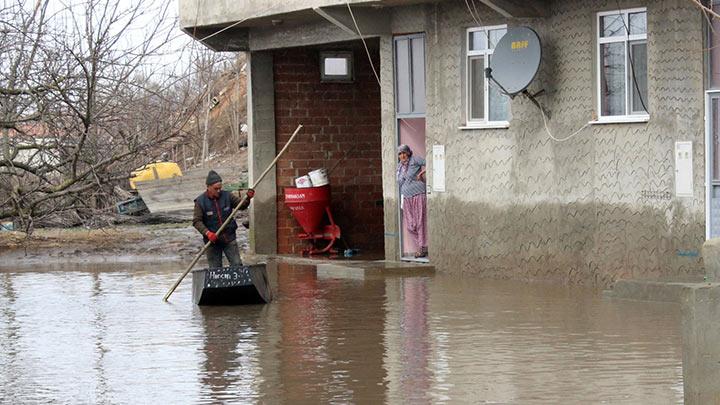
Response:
284,185,341,255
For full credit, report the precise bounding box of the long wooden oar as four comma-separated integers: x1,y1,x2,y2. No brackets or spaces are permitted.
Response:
163,124,304,301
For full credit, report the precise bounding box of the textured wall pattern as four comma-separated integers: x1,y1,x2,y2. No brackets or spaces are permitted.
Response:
247,52,278,254
384,0,705,286
273,44,384,254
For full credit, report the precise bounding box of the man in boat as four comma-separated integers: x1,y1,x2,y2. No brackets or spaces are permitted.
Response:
193,170,255,268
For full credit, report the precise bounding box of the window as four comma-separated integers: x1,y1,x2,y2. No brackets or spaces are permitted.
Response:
597,8,648,119
394,35,425,115
320,52,353,82
466,25,510,126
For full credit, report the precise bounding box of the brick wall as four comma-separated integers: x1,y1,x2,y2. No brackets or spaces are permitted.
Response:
273,42,383,255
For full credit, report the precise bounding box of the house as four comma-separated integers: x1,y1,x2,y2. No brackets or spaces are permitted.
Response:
3,122,58,168
178,0,714,287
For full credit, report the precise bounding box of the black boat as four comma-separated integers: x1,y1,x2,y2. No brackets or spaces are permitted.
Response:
191,264,272,305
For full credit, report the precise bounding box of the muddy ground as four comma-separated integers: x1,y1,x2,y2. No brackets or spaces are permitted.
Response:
0,214,249,268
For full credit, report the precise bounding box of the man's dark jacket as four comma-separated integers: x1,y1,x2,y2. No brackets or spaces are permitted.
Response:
193,190,249,244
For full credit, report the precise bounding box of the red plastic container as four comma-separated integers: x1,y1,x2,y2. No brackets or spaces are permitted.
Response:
284,185,331,234
283,185,341,255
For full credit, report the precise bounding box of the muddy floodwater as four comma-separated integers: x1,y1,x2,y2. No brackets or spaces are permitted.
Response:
0,262,683,403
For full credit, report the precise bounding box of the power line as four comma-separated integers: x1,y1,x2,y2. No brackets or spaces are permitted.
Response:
345,2,381,86
464,0,483,27
196,5,283,43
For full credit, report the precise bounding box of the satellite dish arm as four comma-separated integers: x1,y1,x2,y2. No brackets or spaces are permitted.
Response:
522,89,551,120
484,67,514,99
485,66,550,118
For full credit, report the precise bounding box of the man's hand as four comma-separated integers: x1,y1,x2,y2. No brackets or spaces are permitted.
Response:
206,231,218,243
246,189,255,199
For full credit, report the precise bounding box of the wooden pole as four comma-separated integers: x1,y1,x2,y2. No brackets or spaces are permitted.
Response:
163,124,304,301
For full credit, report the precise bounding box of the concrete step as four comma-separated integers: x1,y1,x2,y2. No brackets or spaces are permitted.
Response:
316,260,434,280
605,279,719,303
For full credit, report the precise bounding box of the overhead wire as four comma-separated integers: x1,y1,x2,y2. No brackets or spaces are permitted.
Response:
344,1,436,142
156,2,278,166
182,1,656,154
345,0,593,144
460,1,593,142
345,2,381,86
197,6,271,43
535,5,652,142
464,0,483,27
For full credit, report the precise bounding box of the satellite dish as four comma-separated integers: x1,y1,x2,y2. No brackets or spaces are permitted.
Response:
486,27,542,96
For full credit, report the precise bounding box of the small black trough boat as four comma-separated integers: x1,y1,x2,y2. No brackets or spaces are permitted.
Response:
191,264,272,305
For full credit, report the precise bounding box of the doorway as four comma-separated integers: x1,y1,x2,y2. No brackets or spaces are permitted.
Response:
272,41,384,255
394,34,428,262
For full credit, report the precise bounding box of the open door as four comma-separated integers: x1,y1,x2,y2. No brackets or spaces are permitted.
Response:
394,34,428,262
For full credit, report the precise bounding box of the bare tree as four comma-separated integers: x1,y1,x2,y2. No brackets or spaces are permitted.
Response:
690,0,720,20
188,51,236,166
0,0,211,230
222,55,249,154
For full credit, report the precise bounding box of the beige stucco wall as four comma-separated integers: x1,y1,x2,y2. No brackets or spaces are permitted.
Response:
201,0,707,285
179,0,371,27
379,0,705,286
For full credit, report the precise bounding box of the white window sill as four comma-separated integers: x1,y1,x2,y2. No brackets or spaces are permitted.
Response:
459,121,510,130
589,115,649,125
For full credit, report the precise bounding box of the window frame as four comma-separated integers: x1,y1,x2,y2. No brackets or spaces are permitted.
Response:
465,25,510,128
596,7,649,122
707,1,720,90
320,51,354,82
394,33,426,117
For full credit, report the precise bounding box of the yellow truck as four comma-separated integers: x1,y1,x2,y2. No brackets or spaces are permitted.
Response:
117,162,183,215
129,162,183,189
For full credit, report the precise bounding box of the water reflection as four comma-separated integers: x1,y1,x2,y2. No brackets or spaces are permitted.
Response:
0,273,20,399
384,277,433,403
0,262,683,403
421,277,683,403
277,265,387,403
197,305,265,402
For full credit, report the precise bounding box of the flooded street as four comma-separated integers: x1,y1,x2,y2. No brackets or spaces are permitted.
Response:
0,263,683,403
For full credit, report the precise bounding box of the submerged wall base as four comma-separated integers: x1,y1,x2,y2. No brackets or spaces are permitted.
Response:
681,283,720,404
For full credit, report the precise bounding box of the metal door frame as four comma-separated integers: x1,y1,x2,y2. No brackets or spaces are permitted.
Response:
706,90,720,239
393,33,428,262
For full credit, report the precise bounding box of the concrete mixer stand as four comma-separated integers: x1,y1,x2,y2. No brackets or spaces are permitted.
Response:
284,185,342,256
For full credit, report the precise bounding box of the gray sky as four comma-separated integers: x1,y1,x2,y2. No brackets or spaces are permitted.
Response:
43,0,203,78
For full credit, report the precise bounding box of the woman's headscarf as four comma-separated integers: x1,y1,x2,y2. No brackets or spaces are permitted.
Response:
397,144,413,180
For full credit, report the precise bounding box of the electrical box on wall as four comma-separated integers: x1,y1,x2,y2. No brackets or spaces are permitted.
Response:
432,145,445,192
675,141,693,198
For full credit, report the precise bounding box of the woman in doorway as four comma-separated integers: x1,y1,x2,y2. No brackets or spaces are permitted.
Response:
397,144,427,258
